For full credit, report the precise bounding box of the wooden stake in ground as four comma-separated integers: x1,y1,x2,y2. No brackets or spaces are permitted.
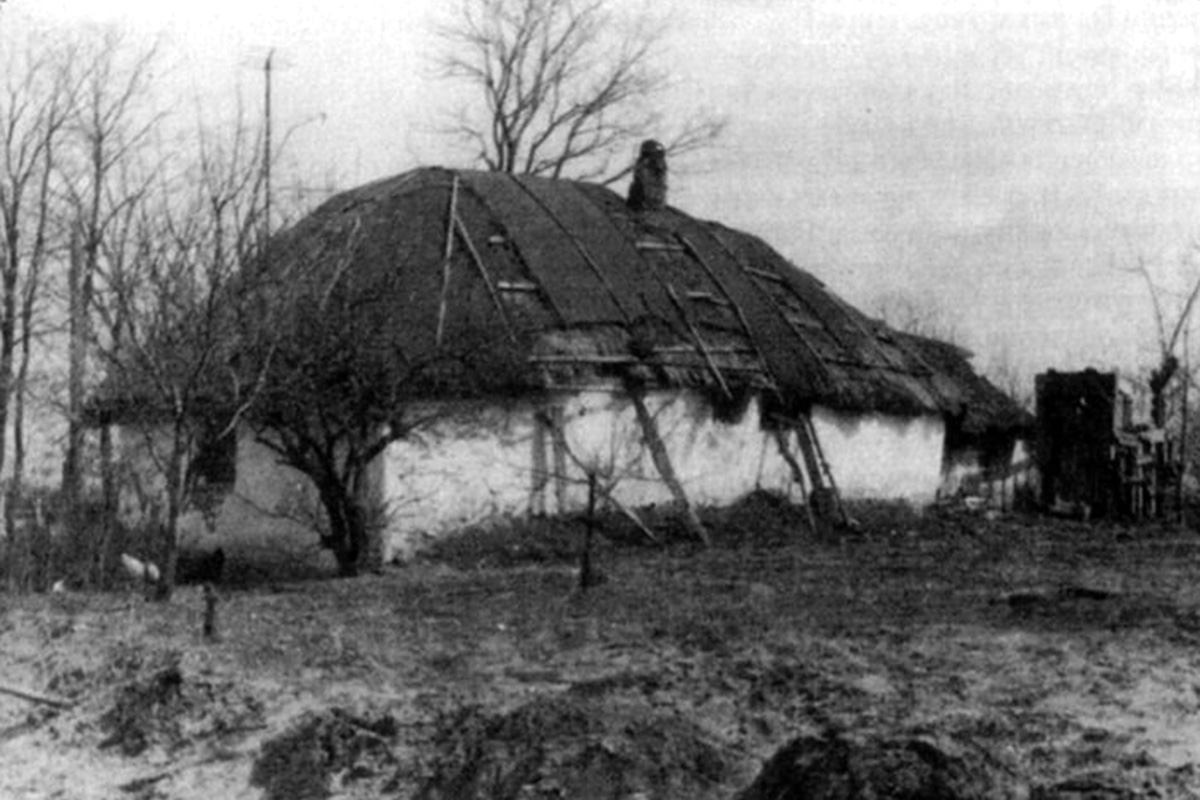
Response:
202,582,219,641
579,472,605,590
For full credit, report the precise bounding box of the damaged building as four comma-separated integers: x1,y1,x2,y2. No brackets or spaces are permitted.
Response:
109,151,1029,562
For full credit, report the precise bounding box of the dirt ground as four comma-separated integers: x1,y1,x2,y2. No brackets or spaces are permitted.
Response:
5,496,1200,798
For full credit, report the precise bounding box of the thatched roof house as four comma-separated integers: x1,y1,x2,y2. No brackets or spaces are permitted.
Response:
108,159,1028,562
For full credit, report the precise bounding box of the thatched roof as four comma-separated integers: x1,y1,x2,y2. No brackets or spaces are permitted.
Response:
896,333,1033,435
260,166,1021,428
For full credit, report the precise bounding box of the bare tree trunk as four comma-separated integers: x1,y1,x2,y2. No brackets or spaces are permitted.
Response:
8,288,31,591
0,240,16,587
97,424,116,588
63,228,85,528
0,242,16,481
1150,356,1178,520
153,429,187,601
318,478,367,577
64,224,97,577
60,33,159,582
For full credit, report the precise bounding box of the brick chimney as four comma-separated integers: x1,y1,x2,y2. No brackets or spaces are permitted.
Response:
627,139,667,212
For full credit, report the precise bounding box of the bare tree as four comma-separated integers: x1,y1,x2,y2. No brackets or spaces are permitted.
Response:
0,30,81,589
1127,252,1200,523
240,280,515,576
1131,254,1200,425
59,29,162,535
872,289,963,345
435,0,725,183
91,114,270,600
982,346,1033,411
242,305,416,577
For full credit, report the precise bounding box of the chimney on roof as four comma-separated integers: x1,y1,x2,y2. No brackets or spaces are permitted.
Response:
627,139,667,212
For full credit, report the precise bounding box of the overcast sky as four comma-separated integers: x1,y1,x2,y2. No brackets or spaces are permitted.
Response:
14,0,1200,385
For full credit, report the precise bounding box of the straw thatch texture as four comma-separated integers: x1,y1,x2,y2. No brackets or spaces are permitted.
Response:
251,166,1018,427
898,333,1032,434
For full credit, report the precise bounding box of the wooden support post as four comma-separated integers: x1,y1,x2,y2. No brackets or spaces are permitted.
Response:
627,385,709,546
797,414,847,525
531,411,550,516
772,426,819,534
774,413,847,527
537,405,576,516
550,406,568,513
789,418,825,489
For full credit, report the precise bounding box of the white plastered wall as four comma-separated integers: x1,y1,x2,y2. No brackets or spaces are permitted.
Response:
118,396,954,562
373,390,803,558
375,391,788,558
808,405,946,506
372,392,949,560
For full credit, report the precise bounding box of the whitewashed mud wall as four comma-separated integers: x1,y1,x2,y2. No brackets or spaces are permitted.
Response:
120,396,956,562
370,392,951,560
808,406,946,506
376,390,797,559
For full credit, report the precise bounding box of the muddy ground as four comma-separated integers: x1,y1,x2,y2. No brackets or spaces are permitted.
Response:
4,496,1200,798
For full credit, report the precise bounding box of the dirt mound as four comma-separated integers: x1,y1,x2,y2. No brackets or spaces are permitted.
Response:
736,730,1028,800
97,656,265,757
250,708,400,800
415,694,733,800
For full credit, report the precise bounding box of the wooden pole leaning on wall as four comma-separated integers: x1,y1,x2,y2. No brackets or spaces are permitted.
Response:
626,384,710,546
435,175,460,347
771,426,819,535
771,413,848,530
796,413,848,526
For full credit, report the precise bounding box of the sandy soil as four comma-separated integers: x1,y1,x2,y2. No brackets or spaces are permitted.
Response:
4,500,1200,798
